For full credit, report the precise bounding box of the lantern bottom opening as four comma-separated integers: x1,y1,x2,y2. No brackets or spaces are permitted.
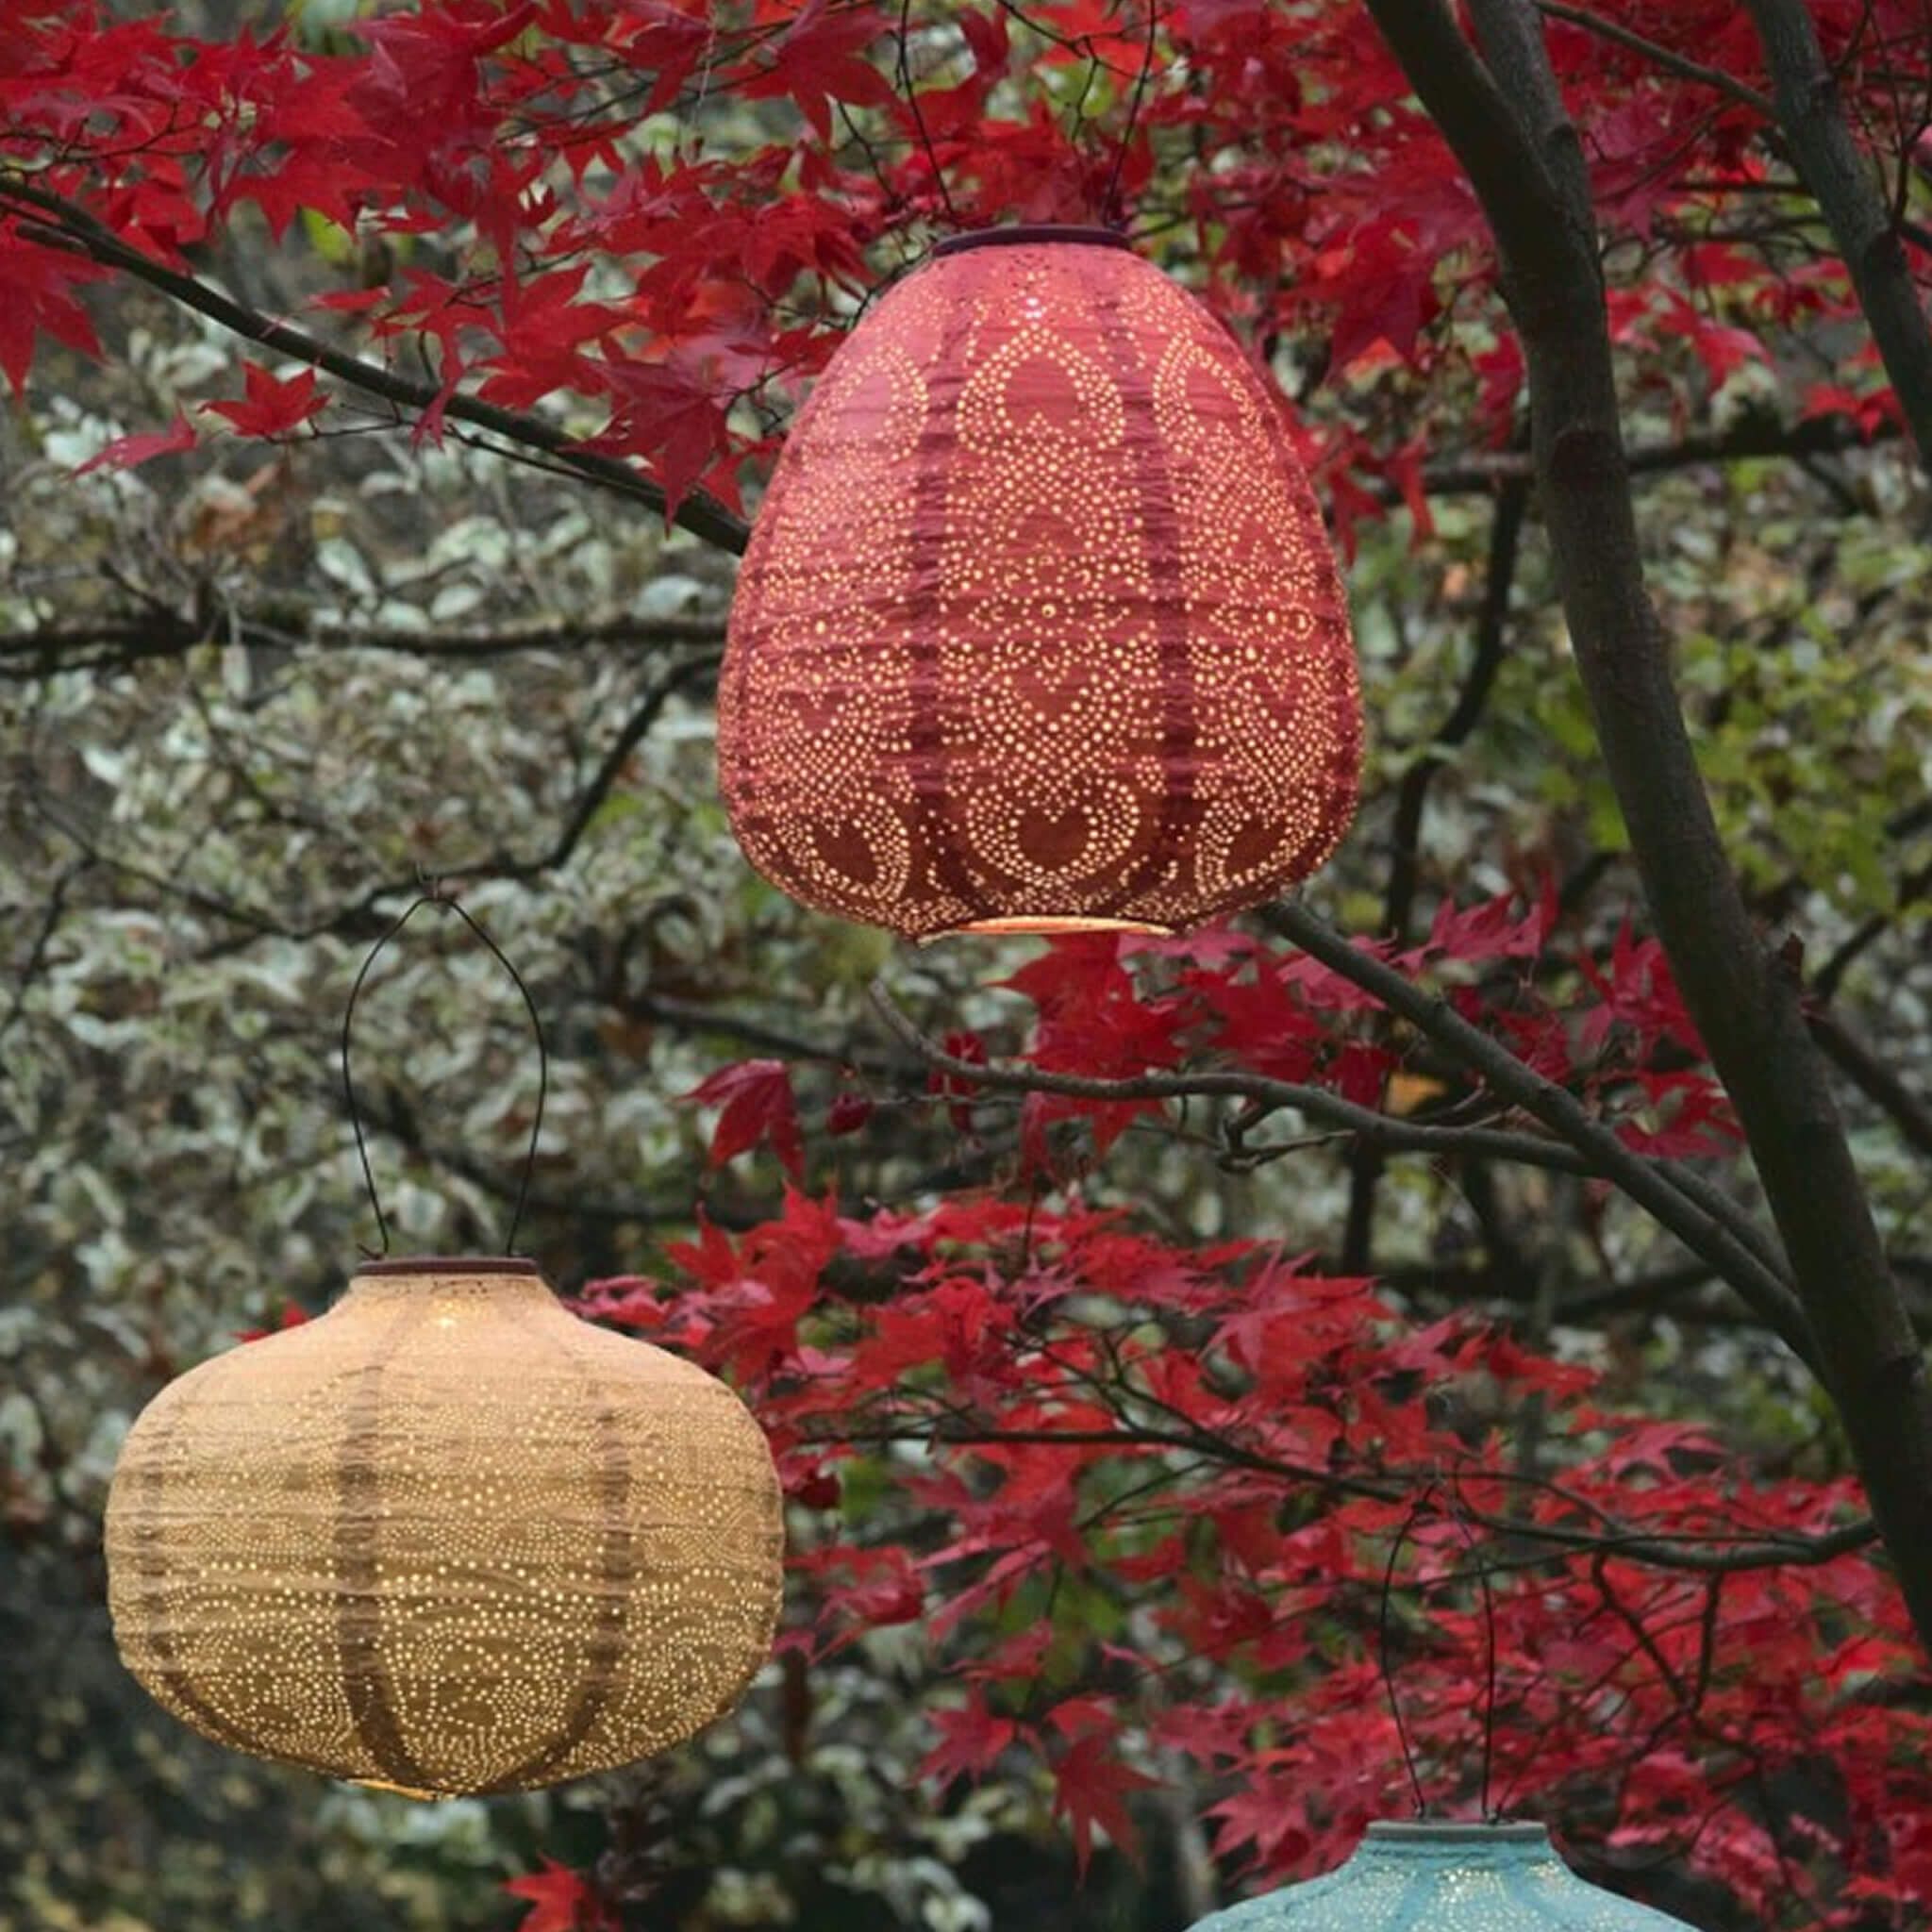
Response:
927,916,1177,941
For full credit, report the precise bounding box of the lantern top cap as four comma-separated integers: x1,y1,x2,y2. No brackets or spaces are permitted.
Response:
353,1255,544,1278
1362,1821,1549,1848
932,224,1134,258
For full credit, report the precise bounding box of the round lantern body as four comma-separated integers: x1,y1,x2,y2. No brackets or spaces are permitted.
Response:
1189,1822,1703,1932
720,225,1361,941
104,1257,785,1797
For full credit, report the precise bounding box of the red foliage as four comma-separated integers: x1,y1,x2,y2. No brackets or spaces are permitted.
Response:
233,1303,310,1345
577,1185,1924,1924
73,411,196,475
201,364,329,438
573,894,1922,1919
4,0,1909,516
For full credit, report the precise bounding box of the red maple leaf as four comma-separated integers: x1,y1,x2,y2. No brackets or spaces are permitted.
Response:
736,0,897,142
1049,1724,1158,1875
0,225,105,396
684,1058,805,1179
504,1858,615,1932
1206,1780,1316,1872
74,411,197,475
592,353,733,522
921,1695,1023,1789
201,363,330,437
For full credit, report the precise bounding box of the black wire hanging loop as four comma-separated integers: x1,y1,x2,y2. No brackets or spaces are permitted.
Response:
340,880,548,1261
1376,1482,1501,1822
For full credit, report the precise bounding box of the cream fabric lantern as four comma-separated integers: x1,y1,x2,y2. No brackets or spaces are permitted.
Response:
105,1257,785,1797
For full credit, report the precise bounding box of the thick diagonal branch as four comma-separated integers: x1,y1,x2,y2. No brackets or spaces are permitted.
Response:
1258,904,1806,1347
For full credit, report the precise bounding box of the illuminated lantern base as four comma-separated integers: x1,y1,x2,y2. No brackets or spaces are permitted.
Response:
1189,1822,1703,1931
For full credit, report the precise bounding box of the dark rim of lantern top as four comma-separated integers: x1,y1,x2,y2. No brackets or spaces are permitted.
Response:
933,225,1134,257
1362,1823,1546,1846
356,1255,543,1277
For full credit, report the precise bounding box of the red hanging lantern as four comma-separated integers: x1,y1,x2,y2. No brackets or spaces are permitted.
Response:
719,226,1361,941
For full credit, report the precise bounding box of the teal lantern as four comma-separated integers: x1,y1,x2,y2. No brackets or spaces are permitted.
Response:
1190,1822,1704,1931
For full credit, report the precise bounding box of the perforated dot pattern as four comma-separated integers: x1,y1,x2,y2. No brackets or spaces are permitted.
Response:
720,230,1362,940
1191,1824,1705,1932
104,1261,785,1797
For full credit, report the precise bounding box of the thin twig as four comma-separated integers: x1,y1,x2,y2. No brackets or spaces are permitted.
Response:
1533,1,1774,116
0,175,751,555
869,951,1810,1366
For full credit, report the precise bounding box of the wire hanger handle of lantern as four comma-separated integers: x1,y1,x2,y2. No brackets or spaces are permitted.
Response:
1377,1481,1503,1823
339,873,549,1260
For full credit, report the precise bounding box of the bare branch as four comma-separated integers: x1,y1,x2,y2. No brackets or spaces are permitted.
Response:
1384,473,1529,941
1,858,92,1041
37,656,714,955
1415,411,1900,498
1740,0,1932,467
0,609,726,681
1809,1009,1932,1161
1810,848,1932,1002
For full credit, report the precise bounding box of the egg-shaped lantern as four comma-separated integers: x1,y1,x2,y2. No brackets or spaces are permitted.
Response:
105,1257,785,1797
1188,1822,1705,1932
719,225,1361,941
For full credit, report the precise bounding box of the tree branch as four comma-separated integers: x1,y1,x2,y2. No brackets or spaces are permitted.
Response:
1261,899,1808,1344
35,656,715,960
1349,475,1525,1278
1364,0,1932,1657
478,655,719,883
828,1420,1876,1574
1362,0,1574,251
1809,849,1932,1003
0,858,92,1042
1415,411,1899,498
872,975,1605,1174
871,958,1811,1358
0,175,752,557
1808,1008,1932,1162
0,609,726,680
1740,0,1932,467
1532,1,1774,117
1385,474,1530,941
